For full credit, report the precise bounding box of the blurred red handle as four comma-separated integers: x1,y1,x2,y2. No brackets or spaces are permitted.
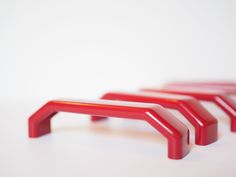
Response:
92,92,217,145
142,87,236,132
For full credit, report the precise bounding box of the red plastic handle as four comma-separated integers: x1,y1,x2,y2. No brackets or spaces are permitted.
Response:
28,99,190,159
142,87,236,132
166,81,236,87
92,92,217,145
165,82,236,94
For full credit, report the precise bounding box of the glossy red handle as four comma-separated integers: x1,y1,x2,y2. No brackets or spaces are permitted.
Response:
142,87,236,132
92,92,217,145
166,81,236,87
165,82,236,94
28,99,190,159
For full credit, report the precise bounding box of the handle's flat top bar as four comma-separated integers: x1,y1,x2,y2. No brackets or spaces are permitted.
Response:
166,81,236,87
165,82,236,94
124,91,194,100
160,86,226,96
28,99,190,159
51,99,162,109
98,92,217,145
155,86,236,105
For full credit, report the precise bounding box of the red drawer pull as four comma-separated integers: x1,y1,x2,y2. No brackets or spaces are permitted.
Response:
142,88,236,132
92,92,217,145
28,99,190,159
165,82,236,94
166,81,236,87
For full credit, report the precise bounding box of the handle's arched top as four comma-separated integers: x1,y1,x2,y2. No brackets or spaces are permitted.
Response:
165,81,236,87
165,82,236,94
28,99,190,159
92,92,217,145
142,87,236,132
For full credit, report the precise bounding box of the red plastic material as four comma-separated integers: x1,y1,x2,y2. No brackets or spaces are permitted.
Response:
166,81,236,87
142,87,236,132
165,82,236,94
92,92,217,145
28,99,190,159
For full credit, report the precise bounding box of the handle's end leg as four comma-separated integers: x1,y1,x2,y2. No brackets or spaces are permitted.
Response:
91,116,108,122
168,130,190,160
28,118,51,138
231,118,236,132
196,122,218,145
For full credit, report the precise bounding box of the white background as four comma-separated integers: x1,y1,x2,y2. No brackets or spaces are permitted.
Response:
0,0,236,177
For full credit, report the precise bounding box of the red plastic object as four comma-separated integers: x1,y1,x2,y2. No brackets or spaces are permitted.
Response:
166,81,236,87
165,82,236,94
92,92,217,145
142,87,236,132
28,99,190,159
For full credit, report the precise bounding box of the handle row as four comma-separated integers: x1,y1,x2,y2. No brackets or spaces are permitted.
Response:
28,81,236,160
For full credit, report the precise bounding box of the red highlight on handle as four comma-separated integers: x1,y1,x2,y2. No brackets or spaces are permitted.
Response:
28,99,190,159
92,92,217,145
142,87,236,132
